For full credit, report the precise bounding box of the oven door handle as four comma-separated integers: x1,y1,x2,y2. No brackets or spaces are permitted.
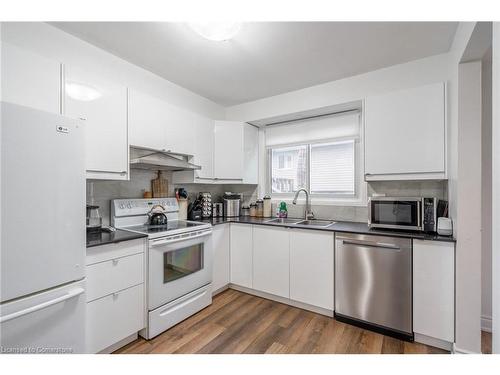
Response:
149,230,212,247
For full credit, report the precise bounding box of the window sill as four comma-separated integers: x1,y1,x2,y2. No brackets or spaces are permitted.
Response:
270,197,367,207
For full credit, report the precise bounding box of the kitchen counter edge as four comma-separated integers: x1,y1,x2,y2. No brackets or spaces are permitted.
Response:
202,217,456,243
86,229,148,248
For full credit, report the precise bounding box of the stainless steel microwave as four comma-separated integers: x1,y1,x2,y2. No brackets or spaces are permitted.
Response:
368,197,438,232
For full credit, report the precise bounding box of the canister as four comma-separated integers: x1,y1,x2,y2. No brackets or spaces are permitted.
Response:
256,199,264,217
249,203,257,217
263,195,272,218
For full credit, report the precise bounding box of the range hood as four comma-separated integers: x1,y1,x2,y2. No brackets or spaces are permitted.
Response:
129,146,201,172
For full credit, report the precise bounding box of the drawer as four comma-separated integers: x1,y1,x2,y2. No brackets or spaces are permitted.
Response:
86,238,145,266
86,253,144,302
86,284,144,353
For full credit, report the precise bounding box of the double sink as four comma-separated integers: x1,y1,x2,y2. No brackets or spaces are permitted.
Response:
265,217,335,228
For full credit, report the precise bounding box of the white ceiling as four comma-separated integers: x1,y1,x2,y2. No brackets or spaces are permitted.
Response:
51,22,458,106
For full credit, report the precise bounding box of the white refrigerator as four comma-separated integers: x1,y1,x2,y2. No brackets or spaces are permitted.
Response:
0,102,86,353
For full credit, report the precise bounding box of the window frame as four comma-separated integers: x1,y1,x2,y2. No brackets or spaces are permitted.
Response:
265,114,366,206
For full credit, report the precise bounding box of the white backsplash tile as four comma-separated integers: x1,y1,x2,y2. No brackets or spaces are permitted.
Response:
89,172,447,226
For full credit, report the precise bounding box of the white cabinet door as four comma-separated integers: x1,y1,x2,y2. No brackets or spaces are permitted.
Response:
212,224,230,293
214,121,244,180
163,104,195,156
243,123,259,184
64,67,128,180
229,224,253,288
86,284,144,353
128,89,195,156
1,42,61,114
192,114,215,179
365,82,446,180
252,226,290,298
413,239,455,342
128,89,167,150
289,229,334,310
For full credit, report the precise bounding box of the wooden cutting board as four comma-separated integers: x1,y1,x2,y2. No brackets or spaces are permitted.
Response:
151,171,168,198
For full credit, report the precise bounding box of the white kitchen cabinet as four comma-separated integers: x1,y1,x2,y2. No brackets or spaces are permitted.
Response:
85,239,146,353
289,229,334,310
213,121,259,183
128,89,168,150
192,114,215,179
230,224,253,288
413,239,455,343
1,42,61,114
128,89,195,156
252,226,290,298
243,123,259,184
214,121,245,180
212,224,230,294
365,82,446,180
64,67,128,180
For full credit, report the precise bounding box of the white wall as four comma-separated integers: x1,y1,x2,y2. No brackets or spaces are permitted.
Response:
481,47,493,333
492,22,500,354
225,52,454,122
456,61,482,353
0,22,225,119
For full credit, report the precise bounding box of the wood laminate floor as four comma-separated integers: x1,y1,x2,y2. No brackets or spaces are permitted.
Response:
114,289,449,354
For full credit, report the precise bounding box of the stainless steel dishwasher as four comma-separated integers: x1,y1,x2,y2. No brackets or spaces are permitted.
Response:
335,233,413,340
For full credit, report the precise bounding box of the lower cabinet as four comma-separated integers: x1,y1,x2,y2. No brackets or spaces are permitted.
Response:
212,224,230,293
252,226,290,298
86,284,144,353
85,239,146,353
413,239,455,344
289,229,334,310
230,224,253,288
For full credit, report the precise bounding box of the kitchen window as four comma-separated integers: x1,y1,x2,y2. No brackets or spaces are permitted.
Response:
266,110,365,204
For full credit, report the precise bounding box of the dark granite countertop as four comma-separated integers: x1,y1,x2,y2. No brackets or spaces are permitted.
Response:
201,216,456,243
86,229,148,248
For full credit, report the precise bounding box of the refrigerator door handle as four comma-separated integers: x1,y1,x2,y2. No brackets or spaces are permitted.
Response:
0,287,84,324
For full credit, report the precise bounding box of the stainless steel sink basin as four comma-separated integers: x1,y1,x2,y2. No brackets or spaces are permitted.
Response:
296,219,335,227
265,218,303,224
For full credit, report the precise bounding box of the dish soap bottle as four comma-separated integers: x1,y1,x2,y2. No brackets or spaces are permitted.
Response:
277,201,288,218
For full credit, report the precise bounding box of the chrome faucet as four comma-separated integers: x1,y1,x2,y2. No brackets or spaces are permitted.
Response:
292,188,314,220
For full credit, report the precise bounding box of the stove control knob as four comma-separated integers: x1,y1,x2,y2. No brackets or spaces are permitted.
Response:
127,202,132,209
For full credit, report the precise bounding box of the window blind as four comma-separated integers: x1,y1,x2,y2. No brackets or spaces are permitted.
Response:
265,111,360,147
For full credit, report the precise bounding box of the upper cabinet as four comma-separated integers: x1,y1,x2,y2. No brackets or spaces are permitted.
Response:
64,66,129,180
364,82,446,181
128,89,195,156
191,114,215,180
213,121,259,183
173,120,259,184
1,42,61,114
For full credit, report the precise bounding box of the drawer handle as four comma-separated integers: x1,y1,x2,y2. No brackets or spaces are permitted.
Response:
112,259,119,266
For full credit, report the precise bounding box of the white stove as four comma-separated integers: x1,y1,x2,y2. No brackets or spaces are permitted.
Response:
111,198,211,238
111,198,213,339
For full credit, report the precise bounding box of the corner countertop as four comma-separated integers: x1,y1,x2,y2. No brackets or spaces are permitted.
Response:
86,229,148,248
201,216,456,243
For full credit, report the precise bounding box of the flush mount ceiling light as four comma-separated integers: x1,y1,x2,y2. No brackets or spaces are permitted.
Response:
187,22,242,41
65,82,102,101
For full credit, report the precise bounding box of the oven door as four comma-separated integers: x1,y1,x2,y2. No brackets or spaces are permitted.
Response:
148,229,212,310
368,198,422,231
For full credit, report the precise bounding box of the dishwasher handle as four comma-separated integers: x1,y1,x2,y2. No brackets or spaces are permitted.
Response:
341,239,401,251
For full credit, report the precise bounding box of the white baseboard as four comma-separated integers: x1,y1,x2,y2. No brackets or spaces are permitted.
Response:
414,333,453,351
452,343,481,354
212,284,230,296
229,284,334,317
481,315,492,333
98,333,138,354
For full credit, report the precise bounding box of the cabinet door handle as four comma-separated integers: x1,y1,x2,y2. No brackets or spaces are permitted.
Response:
112,259,119,266
79,117,87,121
87,169,127,175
